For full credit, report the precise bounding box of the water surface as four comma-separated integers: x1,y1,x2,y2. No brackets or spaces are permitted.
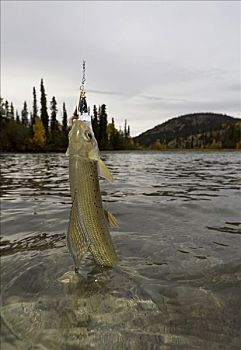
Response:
1,151,241,349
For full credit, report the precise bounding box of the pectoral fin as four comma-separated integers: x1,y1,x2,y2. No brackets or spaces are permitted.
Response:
104,209,119,228
67,194,90,269
58,271,78,284
98,159,113,182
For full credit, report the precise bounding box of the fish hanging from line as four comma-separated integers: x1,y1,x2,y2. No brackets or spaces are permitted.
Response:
66,117,119,270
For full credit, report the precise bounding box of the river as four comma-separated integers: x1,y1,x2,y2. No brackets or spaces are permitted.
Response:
1,151,241,349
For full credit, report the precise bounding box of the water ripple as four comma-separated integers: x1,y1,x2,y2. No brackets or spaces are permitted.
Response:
1,151,241,350
1,152,240,204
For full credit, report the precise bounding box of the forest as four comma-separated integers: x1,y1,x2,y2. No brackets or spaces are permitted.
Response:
0,79,134,152
1,80,240,152
135,112,241,150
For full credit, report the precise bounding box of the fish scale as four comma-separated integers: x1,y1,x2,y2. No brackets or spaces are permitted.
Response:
68,155,118,268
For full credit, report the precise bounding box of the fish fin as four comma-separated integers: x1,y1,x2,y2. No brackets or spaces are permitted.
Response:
104,209,119,228
66,147,69,156
58,271,78,284
67,194,90,269
98,159,113,183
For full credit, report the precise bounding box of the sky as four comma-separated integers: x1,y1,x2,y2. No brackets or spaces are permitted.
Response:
1,1,240,136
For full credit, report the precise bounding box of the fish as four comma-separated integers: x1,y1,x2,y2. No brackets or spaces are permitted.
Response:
66,119,118,270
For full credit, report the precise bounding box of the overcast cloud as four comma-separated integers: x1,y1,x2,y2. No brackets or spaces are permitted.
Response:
1,1,240,135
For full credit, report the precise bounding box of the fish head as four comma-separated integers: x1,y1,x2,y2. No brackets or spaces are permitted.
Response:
67,119,99,159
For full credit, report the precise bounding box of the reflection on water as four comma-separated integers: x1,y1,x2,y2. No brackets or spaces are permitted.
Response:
1,151,241,349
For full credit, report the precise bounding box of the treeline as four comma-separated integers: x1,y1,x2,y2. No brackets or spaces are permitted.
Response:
0,79,134,152
91,104,134,150
149,123,241,150
135,112,241,150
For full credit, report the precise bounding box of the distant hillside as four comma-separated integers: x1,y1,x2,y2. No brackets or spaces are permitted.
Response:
134,113,241,149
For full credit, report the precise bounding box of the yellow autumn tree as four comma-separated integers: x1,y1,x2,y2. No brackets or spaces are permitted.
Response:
33,116,46,149
210,138,222,149
236,140,241,149
150,139,167,150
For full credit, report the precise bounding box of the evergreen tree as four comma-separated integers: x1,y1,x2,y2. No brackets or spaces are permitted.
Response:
31,86,38,134
0,98,5,128
29,112,34,134
62,102,68,135
127,125,130,137
108,117,117,149
61,102,68,149
16,110,20,124
117,127,125,149
50,96,58,136
5,100,9,119
10,103,14,120
21,101,28,127
124,119,128,138
0,98,4,114
40,79,49,137
33,87,38,119
99,104,108,149
91,104,99,141
121,120,133,149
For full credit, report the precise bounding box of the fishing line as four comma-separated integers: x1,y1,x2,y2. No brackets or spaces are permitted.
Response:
72,1,87,119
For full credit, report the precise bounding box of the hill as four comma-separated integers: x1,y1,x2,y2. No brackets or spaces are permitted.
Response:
134,113,241,149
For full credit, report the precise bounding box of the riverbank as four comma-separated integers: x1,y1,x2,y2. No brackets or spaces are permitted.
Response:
1,148,241,154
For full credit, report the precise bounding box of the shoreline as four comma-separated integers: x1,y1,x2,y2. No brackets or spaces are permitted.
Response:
1,148,240,155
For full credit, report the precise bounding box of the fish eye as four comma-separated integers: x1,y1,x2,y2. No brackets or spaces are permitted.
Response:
84,130,92,142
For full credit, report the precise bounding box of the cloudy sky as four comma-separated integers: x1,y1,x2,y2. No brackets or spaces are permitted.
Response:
1,1,240,136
